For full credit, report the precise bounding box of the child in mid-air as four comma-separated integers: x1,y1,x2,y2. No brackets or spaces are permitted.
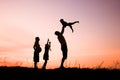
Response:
60,19,79,33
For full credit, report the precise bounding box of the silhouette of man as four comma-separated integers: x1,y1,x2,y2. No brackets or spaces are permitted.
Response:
60,19,79,33
42,39,51,69
33,37,42,69
55,27,68,68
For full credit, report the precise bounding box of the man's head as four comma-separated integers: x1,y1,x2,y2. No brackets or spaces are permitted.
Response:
55,31,60,36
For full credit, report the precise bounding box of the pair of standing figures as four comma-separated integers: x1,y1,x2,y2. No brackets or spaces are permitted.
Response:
33,37,51,69
33,19,79,69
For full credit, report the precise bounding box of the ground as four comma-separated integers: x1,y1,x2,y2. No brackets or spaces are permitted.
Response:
0,66,120,80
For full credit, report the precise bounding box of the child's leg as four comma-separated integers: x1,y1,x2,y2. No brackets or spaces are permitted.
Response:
75,21,79,23
68,21,79,32
42,60,47,69
68,21,79,26
68,22,75,26
69,25,74,32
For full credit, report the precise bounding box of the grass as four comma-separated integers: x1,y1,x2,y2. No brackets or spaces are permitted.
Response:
0,66,120,80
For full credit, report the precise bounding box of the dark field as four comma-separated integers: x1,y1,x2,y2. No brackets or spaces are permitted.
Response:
0,66,120,80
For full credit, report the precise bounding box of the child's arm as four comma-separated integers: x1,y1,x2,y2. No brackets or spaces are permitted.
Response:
47,39,49,44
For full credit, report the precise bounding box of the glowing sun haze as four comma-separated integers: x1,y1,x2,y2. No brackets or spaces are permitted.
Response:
0,0,120,69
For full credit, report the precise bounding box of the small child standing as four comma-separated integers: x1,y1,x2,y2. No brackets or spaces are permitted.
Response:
42,39,51,69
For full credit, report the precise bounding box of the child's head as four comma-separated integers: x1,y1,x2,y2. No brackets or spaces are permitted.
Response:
60,19,64,22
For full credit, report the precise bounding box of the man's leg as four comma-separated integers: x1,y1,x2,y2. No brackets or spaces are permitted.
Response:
60,58,65,68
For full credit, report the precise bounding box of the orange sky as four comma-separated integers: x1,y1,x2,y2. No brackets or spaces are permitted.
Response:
0,0,120,69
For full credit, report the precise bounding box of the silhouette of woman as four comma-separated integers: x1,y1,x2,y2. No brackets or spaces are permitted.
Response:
33,37,42,69
60,19,79,33
42,39,51,69
55,27,68,68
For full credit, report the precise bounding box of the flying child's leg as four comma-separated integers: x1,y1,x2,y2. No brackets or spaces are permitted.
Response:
69,25,74,32
75,21,79,23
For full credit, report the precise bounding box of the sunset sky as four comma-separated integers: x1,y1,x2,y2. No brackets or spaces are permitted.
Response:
0,0,120,69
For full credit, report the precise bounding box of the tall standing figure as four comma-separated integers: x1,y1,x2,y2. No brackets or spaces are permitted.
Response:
55,27,68,68
42,39,51,69
33,37,42,69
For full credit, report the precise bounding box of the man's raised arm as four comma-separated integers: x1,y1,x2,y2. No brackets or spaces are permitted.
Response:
61,27,65,35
